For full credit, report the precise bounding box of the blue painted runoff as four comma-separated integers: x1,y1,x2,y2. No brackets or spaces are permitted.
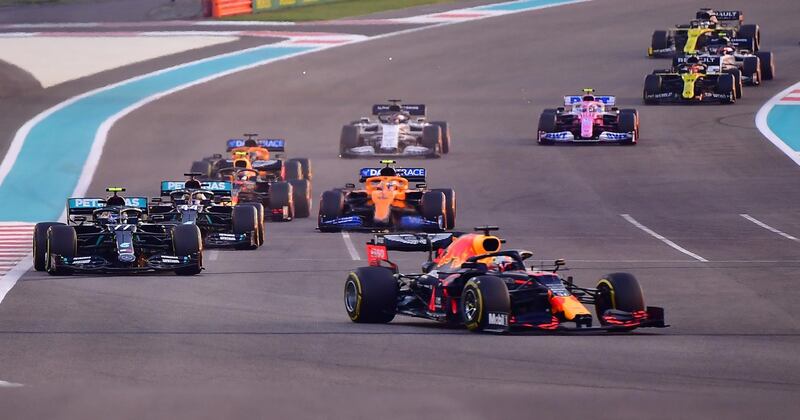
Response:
0,45,312,222
767,105,800,152
475,0,582,12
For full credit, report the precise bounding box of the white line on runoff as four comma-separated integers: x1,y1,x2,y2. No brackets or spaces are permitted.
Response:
740,214,800,242
620,214,709,262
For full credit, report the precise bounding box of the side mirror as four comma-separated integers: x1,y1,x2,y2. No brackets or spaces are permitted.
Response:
555,259,566,267
151,197,162,203
461,261,487,271
73,216,86,223
421,261,436,273
345,183,356,189
151,214,165,221
416,183,427,189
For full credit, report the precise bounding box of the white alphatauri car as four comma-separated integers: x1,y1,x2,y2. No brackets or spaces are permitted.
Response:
339,101,451,158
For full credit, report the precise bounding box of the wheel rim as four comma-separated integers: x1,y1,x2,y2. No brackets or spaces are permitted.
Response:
344,280,358,313
463,288,479,322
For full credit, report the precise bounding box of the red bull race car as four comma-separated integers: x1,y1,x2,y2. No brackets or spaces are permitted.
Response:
344,227,667,333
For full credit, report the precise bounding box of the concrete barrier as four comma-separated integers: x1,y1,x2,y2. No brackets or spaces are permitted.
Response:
212,0,253,17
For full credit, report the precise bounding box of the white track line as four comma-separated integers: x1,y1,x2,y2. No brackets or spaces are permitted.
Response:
341,232,360,261
0,380,24,388
740,214,799,242
620,214,708,262
0,255,32,305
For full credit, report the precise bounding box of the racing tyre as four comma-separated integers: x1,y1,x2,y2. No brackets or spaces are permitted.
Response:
34,222,64,271
420,191,446,231
431,188,456,230
283,159,303,181
190,160,213,179
537,110,557,145
239,203,265,246
756,51,774,80
742,56,761,86
345,267,397,323
46,225,76,276
339,125,360,157
269,181,294,220
462,276,511,333
431,121,451,154
738,24,760,52
319,190,345,232
618,109,638,145
715,74,736,104
650,30,669,52
232,205,258,250
421,125,442,157
724,68,743,99
172,224,203,275
289,179,312,218
288,158,312,181
595,272,645,327
643,74,661,104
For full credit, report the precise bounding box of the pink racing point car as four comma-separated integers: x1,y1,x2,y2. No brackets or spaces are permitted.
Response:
537,89,639,145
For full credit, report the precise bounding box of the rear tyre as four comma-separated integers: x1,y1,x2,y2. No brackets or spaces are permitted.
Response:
724,68,743,99
618,109,638,145
172,224,203,275
190,160,213,179
46,225,76,276
421,125,442,157
716,74,736,104
595,272,645,326
344,267,397,323
462,276,511,333
288,158,312,181
643,74,661,104
537,109,557,145
742,56,761,86
34,222,64,271
339,125,360,157
420,191,446,231
319,190,345,232
430,121,451,154
756,51,774,80
268,181,294,220
431,188,456,230
283,159,303,181
239,203,265,246
289,179,312,218
232,205,258,250
738,24,760,52
650,30,669,52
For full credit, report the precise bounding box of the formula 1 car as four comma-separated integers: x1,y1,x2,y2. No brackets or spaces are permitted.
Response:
217,166,311,222
673,37,774,89
32,188,202,275
344,227,667,333
339,100,450,158
537,89,639,145
649,9,761,58
644,56,737,104
191,134,312,183
148,174,264,250
318,160,455,232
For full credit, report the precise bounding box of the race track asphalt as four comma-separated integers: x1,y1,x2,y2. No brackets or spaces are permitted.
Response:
1,0,800,418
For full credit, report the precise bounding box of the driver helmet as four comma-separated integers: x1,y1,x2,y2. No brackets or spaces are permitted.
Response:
379,166,396,177
244,139,258,147
106,195,125,206
484,256,515,272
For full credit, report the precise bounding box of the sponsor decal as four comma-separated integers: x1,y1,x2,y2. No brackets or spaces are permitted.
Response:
162,181,232,192
68,197,146,209
359,167,426,179
227,138,285,149
544,131,573,140
366,244,388,266
487,312,508,327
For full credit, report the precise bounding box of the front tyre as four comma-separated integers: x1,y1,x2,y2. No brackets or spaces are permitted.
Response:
34,222,65,271
595,272,645,325
172,224,203,275
344,267,397,323
46,225,76,276
462,276,510,332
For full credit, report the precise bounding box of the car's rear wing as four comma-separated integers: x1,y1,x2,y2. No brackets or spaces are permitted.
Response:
371,104,426,116
366,233,454,266
160,180,233,197
67,197,148,215
359,167,426,183
697,9,743,22
673,55,722,67
226,138,285,152
564,95,616,106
